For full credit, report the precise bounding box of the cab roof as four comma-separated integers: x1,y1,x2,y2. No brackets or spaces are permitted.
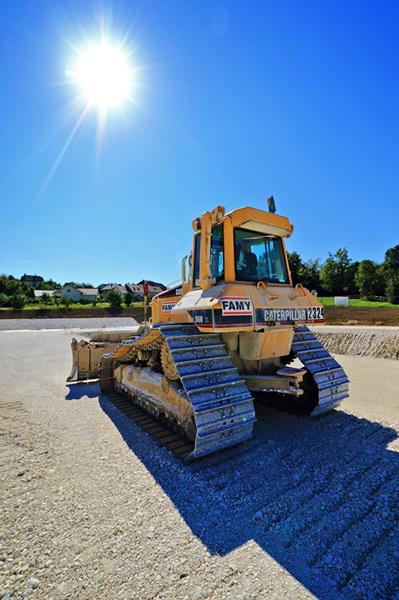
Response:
193,205,293,238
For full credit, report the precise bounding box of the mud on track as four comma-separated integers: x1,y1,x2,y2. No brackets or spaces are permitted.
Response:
1,331,399,599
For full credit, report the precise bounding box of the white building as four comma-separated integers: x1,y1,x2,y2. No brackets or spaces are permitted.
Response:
34,290,57,298
59,285,98,301
99,284,128,295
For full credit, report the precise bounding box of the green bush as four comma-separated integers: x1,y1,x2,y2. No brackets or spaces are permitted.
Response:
10,294,27,309
61,296,72,308
124,292,133,306
105,289,122,308
41,293,53,305
0,293,10,307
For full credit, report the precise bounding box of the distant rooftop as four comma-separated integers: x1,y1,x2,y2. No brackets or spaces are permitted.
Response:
21,274,44,283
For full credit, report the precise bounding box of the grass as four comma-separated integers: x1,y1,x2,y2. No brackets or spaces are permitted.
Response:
319,297,399,309
0,301,144,311
2,297,398,311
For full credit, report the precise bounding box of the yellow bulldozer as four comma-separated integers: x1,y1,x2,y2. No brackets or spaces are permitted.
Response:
68,199,349,460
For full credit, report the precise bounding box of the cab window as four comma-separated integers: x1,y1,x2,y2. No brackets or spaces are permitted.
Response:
234,228,289,283
210,224,224,281
192,233,201,286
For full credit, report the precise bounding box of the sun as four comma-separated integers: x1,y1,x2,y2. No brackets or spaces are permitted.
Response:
66,38,134,111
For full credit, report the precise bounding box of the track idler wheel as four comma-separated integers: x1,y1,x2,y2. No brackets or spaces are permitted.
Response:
295,372,319,414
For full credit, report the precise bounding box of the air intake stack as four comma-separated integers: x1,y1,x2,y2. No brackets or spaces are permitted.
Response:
267,195,276,213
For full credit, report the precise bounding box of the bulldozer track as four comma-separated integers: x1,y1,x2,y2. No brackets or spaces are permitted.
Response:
105,390,195,461
101,322,256,460
292,325,350,414
99,323,349,461
153,322,256,459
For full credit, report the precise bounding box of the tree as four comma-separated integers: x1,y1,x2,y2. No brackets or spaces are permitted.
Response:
385,245,399,270
105,289,122,308
0,275,20,296
375,265,386,297
0,275,34,300
385,273,399,304
287,251,303,285
384,245,399,304
320,248,354,295
41,293,53,305
124,291,134,307
10,293,26,309
355,260,383,299
0,293,9,307
35,279,60,291
348,262,360,295
287,252,322,291
300,258,321,292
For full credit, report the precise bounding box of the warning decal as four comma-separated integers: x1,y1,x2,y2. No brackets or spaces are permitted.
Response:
221,297,253,316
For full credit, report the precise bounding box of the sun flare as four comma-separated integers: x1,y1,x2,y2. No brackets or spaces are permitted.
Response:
67,38,134,111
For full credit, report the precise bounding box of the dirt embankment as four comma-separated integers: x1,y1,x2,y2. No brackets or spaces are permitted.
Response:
325,306,399,326
313,326,399,360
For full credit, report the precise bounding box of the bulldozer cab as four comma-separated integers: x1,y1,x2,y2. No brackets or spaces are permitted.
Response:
199,221,291,288
151,203,324,330
189,204,293,290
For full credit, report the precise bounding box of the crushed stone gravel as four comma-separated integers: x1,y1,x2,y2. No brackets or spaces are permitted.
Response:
1,330,399,599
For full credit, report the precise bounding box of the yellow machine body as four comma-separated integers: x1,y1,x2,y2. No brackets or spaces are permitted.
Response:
151,204,324,363
68,202,349,460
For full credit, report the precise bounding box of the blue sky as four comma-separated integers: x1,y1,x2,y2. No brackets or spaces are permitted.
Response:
1,0,398,286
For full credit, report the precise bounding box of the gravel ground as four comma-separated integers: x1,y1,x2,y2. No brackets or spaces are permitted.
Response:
0,317,138,332
1,331,399,599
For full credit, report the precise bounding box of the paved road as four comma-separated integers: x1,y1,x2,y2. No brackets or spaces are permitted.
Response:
0,317,138,331
1,330,399,599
